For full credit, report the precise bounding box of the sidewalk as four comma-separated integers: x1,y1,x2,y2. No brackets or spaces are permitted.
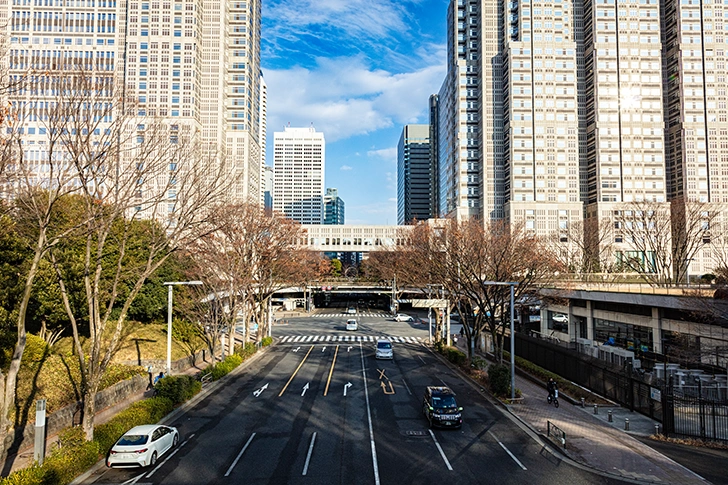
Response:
2,362,205,477
453,337,709,484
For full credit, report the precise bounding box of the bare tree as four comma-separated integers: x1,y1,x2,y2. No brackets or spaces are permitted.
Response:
44,70,232,440
544,217,617,279
0,76,99,457
615,199,718,286
402,219,559,362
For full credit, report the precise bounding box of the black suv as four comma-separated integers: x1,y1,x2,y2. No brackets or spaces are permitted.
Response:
422,386,463,428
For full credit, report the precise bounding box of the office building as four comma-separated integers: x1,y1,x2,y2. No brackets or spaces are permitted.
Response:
3,0,263,206
263,165,274,214
259,73,268,205
397,124,433,224
273,126,325,224
324,188,345,225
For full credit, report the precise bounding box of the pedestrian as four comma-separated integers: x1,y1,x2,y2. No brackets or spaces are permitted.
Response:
146,365,154,390
154,372,165,385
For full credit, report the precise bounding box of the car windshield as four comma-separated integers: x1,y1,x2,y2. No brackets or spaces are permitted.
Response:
377,341,392,349
117,434,149,446
432,395,458,410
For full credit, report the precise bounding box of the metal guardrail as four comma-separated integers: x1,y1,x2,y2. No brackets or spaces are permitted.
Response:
547,420,567,448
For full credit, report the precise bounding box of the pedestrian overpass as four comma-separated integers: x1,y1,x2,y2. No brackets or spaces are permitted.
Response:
298,224,412,252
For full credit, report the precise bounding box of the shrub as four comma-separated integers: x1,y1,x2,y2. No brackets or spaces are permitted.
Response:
260,336,273,347
153,375,201,405
200,354,243,382
443,346,467,366
488,363,511,397
94,397,174,454
234,342,257,361
0,428,99,485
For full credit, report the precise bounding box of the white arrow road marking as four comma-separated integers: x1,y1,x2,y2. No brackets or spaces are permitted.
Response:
301,382,310,396
302,432,317,476
253,383,269,397
428,429,453,471
347,346,352,352
292,346,301,353
488,431,527,470
344,382,352,396
145,433,194,478
322,346,326,352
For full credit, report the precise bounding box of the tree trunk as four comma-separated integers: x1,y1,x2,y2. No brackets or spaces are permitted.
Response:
81,377,100,442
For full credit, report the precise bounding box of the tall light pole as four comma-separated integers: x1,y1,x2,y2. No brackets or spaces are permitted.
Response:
163,281,203,375
483,281,518,402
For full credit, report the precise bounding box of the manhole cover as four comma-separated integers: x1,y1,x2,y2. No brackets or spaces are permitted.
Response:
405,430,428,437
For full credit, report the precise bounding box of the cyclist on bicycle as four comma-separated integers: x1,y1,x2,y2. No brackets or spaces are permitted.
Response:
547,378,558,400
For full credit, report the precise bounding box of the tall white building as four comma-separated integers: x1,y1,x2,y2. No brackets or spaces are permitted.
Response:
2,0,263,205
273,126,325,224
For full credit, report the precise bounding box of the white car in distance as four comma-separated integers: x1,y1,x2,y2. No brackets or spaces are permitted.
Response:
394,313,414,322
106,424,179,468
375,338,394,359
346,319,358,331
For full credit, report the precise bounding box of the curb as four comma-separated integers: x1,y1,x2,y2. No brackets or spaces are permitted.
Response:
423,344,679,485
70,345,272,485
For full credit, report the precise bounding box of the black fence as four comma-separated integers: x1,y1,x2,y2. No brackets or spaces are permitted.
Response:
513,333,663,419
513,333,728,443
664,383,728,442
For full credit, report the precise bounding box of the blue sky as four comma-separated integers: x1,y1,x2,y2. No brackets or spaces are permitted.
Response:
261,0,448,225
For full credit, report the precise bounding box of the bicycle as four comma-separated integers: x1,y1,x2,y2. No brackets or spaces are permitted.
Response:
547,389,560,408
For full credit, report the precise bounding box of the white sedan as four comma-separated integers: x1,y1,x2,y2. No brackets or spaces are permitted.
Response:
394,313,414,322
106,424,179,468
346,319,358,331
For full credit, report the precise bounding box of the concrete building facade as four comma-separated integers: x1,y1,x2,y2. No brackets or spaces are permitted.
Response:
324,188,345,225
273,126,325,224
397,124,432,224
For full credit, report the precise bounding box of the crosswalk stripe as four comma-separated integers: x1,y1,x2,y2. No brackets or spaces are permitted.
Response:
277,335,423,344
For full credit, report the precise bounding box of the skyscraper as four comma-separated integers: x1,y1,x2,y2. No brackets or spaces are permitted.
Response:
273,126,325,224
3,0,263,205
398,124,433,224
324,188,345,225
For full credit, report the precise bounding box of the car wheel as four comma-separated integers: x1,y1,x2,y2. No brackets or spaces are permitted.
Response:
149,451,158,467
173,433,179,447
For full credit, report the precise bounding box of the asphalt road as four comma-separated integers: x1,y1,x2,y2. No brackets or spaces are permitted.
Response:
83,312,626,485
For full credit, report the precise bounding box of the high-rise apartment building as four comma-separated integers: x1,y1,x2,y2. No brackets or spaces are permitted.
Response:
259,73,268,205
273,126,325,224
324,188,345,225
397,124,433,224
504,0,583,235
3,0,263,205
438,0,504,221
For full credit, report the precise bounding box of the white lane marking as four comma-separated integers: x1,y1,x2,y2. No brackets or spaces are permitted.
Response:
401,378,412,396
417,356,426,364
428,429,453,471
302,432,317,475
344,382,352,396
301,382,310,396
294,336,303,342
360,342,381,485
145,433,194,478
121,472,146,484
224,432,256,477
488,431,527,470
326,336,332,341
438,378,449,387
253,383,268,397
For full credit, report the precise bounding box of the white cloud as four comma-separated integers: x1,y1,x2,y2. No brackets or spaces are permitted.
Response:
264,56,445,143
367,147,397,161
340,165,353,171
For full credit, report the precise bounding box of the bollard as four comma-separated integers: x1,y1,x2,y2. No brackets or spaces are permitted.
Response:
655,424,660,435
593,404,598,414
608,410,613,422
625,418,630,431
580,397,585,408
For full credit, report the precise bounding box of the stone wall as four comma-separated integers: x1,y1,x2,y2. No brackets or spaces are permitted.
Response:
2,351,208,462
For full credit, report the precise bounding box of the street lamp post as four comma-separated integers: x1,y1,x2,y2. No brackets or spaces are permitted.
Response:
163,281,203,375
483,281,518,402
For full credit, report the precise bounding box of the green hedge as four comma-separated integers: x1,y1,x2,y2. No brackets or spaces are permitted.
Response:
488,363,511,397
200,354,243,381
443,346,467,366
0,428,99,485
93,397,174,455
235,342,257,361
153,375,201,405
260,336,273,347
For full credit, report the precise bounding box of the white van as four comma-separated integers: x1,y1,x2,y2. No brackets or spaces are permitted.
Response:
375,338,393,359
